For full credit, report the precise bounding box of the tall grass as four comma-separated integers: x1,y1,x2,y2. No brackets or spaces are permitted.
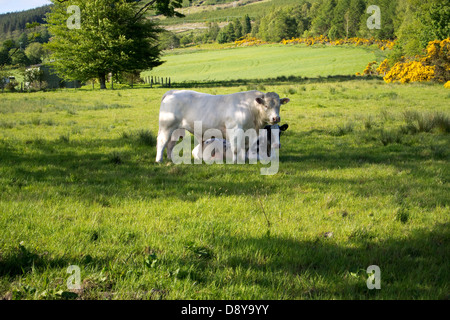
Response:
402,111,450,134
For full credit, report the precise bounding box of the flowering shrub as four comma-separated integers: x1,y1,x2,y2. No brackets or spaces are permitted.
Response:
281,35,395,50
383,60,435,84
421,38,450,83
234,37,267,47
376,59,390,76
444,81,450,88
363,61,378,75
357,38,449,86
356,60,388,77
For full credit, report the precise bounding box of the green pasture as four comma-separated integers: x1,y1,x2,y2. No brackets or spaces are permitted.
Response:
0,78,448,299
143,44,386,84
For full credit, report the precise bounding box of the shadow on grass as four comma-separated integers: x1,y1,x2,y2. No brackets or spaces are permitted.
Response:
0,127,448,208
2,222,447,299
219,222,449,299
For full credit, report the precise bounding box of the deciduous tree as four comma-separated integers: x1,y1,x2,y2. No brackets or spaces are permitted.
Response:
45,0,186,89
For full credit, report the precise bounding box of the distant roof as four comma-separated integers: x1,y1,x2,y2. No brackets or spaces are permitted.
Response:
26,63,44,68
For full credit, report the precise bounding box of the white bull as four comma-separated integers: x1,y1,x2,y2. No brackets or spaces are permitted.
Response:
155,90,290,163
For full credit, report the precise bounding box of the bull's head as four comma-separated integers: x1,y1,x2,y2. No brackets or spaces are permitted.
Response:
255,92,290,125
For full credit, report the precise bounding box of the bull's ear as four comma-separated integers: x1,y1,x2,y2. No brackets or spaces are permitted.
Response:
280,124,289,131
256,97,265,105
280,98,290,105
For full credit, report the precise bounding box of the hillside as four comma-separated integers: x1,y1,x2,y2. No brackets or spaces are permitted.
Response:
158,0,304,25
0,5,51,42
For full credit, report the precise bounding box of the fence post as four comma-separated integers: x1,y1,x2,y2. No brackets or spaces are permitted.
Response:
169,77,171,88
151,77,153,88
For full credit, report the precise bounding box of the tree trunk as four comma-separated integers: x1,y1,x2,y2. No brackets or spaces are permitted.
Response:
99,74,106,89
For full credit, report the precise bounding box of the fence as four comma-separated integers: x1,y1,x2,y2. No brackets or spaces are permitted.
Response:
142,76,172,88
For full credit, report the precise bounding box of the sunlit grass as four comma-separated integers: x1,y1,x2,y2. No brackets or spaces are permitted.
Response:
0,79,448,300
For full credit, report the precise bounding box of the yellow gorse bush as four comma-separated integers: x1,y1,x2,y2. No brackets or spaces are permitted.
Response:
376,59,390,76
357,38,449,86
234,37,267,47
383,60,435,84
281,35,395,50
421,38,450,83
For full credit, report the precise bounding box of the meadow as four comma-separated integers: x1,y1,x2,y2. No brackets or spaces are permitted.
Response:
142,44,386,83
0,74,448,300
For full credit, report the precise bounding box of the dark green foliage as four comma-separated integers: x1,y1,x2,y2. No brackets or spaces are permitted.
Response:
429,2,450,40
243,14,252,35
45,0,167,89
258,6,299,42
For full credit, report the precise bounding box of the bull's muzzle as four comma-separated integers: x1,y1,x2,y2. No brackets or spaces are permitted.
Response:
271,116,280,124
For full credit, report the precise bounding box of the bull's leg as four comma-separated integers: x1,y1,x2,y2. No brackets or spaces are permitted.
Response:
166,140,176,161
226,126,241,164
155,128,174,163
167,129,185,161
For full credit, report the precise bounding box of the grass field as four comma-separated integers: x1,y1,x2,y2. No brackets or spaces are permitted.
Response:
143,44,386,84
0,76,449,299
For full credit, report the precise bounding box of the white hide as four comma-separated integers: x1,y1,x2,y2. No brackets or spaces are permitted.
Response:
155,90,289,163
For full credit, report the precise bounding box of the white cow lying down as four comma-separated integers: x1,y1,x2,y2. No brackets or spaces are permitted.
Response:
156,90,290,163
192,123,289,162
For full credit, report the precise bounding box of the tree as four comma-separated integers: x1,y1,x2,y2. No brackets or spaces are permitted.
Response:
0,46,11,66
17,32,29,49
225,21,236,42
243,14,252,35
330,0,350,39
158,31,180,50
10,49,29,66
25,42,48,64
310,0,337,36
207,22,220,42
234,18,243,40
425,1,450,41
37,27,51,43
180,32,193,46
216,29,228,44
258,8,298,42
45,0,186,89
